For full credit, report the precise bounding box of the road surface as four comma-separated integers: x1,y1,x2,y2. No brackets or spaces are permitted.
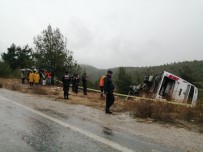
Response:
0,88,202,152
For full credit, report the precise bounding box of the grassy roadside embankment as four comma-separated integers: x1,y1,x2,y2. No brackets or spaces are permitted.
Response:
0,78,202,133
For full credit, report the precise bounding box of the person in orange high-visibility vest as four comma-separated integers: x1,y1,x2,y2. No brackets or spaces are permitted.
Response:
29,71,34,87
99,76,105,97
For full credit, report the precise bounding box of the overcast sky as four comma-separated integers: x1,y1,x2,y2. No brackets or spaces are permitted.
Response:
0,0,203,69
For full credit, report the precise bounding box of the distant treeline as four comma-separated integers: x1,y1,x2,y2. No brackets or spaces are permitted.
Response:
81,60,203,101
82,60,203,83
81,60,203,90
117,60,203,84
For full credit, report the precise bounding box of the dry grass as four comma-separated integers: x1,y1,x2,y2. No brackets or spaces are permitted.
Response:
131,100,203,124
132,100,176,122
199,126,203,133
32,87,48,95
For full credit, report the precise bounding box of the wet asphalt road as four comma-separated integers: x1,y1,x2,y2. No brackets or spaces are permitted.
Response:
0,88,182,152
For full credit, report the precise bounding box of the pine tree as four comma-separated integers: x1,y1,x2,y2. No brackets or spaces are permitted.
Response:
33,25,79,79
2,44,33,70
115,67,132,94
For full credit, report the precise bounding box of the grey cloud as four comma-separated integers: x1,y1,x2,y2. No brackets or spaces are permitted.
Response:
0,0,203,69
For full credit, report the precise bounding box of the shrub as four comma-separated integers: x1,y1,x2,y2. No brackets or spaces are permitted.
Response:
158,113,176,123
195,104,203,123
134,100,153,118
134,100,177,123
151,102,176,123
0,61,12,78
12,69,21,79
183,107,196,122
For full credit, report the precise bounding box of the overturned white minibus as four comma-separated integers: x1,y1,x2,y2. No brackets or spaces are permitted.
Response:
148,71,198,105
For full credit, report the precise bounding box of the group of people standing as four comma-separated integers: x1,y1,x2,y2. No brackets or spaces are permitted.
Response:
62,72,87,99
21,69,52,87
21,70,41,86
28,71,40,86
21,68,115,114
62,70,115,114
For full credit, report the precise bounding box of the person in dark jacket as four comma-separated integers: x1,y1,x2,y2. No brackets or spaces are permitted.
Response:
71,73,76,92
74,74,80,94
21,71,25,84
104,70,115,114
62,71,71,99
82,72,87,95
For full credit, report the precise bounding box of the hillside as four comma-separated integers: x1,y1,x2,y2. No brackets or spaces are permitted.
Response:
80,64,106,82
81,60,203,101
81,60,203,84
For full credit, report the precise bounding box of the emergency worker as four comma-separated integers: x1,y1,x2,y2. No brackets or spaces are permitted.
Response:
29,71,34,87
99,76,105,97
82,73,87,95
104,70,115,114
62,71,71,99
34,71,40,85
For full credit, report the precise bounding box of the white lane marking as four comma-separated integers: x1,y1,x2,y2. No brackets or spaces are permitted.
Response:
8,100,135,152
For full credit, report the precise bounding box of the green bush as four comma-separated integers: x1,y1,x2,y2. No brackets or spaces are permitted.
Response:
0,61,12,78
12,69,21,79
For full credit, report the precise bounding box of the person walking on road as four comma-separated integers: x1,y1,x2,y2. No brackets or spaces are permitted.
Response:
82,72,87,95
62,71,71,99
104,70,115,114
